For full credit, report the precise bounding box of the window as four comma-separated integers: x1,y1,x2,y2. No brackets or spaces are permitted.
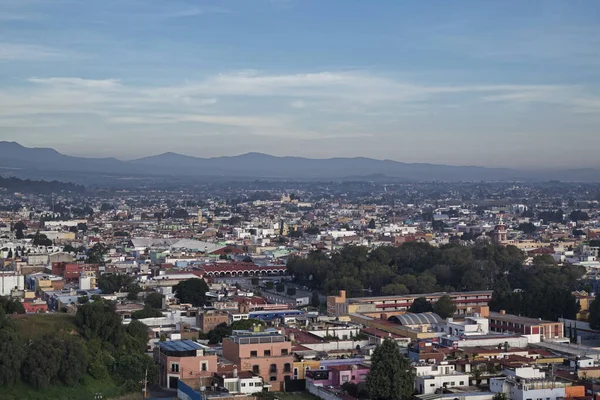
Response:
284,363,291,373
281,349,288,356
430,384,436,387
270,376,277,381
342,376,349,382
459,381,464,385
241,383,246,387
270,364,277,373
249,382,254,387
201,362,208,372
171,363,180,373
250,351,258,357
264,350,271,356
253,365,260,374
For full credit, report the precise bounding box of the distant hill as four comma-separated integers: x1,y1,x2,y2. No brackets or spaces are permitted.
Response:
1,141,599,183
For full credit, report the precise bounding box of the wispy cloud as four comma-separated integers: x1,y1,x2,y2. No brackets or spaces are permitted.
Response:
0,43,67,61
1,70,599,142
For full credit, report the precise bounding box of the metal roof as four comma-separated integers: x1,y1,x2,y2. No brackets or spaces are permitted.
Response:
388,312,442,325
158,339,202,353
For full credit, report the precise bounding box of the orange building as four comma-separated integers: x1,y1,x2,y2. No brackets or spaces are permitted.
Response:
222,327,293,391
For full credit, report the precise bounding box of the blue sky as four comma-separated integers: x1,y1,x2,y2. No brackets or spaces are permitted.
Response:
1,0,599,167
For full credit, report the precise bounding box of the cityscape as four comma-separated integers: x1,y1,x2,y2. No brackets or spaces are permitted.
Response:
2,1,600,400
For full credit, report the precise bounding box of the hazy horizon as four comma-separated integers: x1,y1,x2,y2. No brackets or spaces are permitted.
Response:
1,0,599,168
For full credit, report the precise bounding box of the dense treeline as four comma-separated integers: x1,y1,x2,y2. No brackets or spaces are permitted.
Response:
0,298,154,394
0,176,84,194
287,242,585,320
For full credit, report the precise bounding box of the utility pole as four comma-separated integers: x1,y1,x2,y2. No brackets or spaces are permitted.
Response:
142,368,148,399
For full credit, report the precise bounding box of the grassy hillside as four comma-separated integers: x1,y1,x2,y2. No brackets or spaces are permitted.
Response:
11,313,78,340
3,313,139,400
0,376,122,400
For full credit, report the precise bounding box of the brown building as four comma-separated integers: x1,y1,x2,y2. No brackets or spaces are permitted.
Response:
197,310,230,334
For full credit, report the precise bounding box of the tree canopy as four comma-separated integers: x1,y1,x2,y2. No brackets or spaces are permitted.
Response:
409,297,433,314
433,295,457,319
173,278,209,307
366,338,415,400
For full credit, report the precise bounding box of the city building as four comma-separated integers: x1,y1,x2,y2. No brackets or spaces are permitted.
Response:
155,340,218,389
222,327,293,391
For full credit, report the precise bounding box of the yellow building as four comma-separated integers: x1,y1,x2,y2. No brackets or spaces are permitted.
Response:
293,360,320,380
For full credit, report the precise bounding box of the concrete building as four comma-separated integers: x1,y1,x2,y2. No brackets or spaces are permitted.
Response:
213,369,265,394
490,366,572,400
489,311,564,339
222,328,293,392
414,362,471,395
155,340,218,389
0,271,24,296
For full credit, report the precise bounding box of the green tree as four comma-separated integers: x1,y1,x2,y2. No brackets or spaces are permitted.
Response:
409,297,433,313
131,305,163,320
126,320,149,352
381,283,410,296
366,338,415,400
311,291,321,308
173,278,209,306
59,337,89,386
113,352,156,392
87,243,108,265
0,296,25,314
75,300,124,345
589,296,600,330
21,334,63,389
0,326,24,386
433,295,457,318
145,292,164,309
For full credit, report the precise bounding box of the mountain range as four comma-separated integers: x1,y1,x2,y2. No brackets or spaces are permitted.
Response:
0,141,598,184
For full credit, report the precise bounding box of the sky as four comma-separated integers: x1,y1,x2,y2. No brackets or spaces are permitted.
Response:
0,0,599,168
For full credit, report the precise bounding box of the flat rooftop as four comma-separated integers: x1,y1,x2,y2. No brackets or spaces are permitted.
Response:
489,312,558,325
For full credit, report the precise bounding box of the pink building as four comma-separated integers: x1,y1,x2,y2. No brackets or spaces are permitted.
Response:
222,328,293,392
306,364,370,388
155,340,218,389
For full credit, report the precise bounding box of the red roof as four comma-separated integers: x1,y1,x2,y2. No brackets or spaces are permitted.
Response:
200,263,286,272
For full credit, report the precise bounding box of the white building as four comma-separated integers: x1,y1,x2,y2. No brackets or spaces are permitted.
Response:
219,370,265,394
415,362,471,395
490,367,569,400
441,316,489,337
0,272,25,296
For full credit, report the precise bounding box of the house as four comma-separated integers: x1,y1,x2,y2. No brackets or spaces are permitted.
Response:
306,364,370,388
155,340,218,389
213,369,265,394
222,327,293,391
414,362,471,395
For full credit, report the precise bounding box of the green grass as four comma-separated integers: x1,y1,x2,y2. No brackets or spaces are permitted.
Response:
11,313,78,340
0,376,124,400
4,314,136,400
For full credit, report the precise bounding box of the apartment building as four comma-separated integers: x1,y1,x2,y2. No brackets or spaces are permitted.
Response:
222,327,293,391
155,340,218,389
